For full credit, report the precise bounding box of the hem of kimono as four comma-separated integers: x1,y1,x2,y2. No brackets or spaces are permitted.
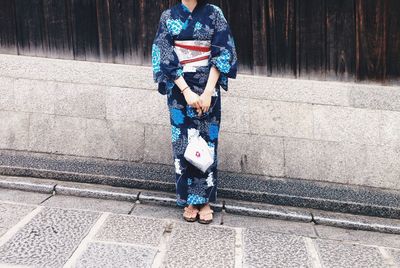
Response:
176,198,216,207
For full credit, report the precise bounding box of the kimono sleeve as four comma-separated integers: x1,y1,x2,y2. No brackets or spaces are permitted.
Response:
209,5,238,91
152,10,184,94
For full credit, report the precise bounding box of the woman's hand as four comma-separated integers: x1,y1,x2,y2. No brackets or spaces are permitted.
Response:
183,89,202,115
199,90,213,113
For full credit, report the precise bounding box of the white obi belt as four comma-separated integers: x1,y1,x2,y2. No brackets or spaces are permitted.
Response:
174,40,211,72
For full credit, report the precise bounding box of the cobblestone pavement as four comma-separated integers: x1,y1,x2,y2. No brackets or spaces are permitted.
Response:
0,187,399,268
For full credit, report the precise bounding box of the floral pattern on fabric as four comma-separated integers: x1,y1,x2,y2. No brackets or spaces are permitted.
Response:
208,5,238,91
166,18,187,36
152,9,184,95
152,3,237,95
167,84,221,206
152,3,236,207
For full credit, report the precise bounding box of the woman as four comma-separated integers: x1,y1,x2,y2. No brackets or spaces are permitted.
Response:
152,0,237,224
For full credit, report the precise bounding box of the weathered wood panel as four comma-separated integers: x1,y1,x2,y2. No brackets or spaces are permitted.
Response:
43,0,72,58
0,0,17,54
0,0,399,84
14,0,46,56
297,0,326,79
326,0,355,81
267,0,297,77
96,0,113,62
70,0,100,61
356,0,387,82
386,0,400,81
250,0,269,75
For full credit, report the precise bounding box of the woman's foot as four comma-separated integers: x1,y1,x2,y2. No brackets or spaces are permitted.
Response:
198,203,214,224
183,205,199,222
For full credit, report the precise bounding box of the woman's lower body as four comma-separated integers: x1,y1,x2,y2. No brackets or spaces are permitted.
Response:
166,84,221,208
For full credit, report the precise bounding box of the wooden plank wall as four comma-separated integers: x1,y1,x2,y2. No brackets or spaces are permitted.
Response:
0,0,399,84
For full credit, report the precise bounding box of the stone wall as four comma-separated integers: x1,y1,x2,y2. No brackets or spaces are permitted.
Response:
0,54,399,191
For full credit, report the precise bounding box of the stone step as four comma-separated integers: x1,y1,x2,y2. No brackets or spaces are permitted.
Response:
0,149,399,220
1,175,400,235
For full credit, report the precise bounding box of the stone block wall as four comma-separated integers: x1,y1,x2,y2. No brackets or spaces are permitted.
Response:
0,54,399,191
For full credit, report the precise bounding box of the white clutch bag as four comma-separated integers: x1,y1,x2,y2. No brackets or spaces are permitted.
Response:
184,134,214,173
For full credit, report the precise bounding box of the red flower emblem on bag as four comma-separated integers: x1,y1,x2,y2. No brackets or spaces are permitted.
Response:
195,151,201,157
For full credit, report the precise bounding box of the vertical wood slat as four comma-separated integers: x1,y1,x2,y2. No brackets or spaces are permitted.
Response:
297,0,327,79
386,0,400,81
325,0,355,82
230,0,254,73
69,0,100,61
267,0,296,78
251,0,269,76
14,0,46,56
0,0,18,54
42,0,72,59
109,0,141,64
355,0,387,82
96,0,113,63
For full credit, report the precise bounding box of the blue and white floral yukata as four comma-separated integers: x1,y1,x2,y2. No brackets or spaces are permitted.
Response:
152,2,237,207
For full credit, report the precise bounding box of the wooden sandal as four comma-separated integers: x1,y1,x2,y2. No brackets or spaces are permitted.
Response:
183,206,199,222
198,207,214,224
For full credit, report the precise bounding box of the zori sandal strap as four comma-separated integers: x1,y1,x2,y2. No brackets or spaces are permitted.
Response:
198,209,214,224
183,206,199,222
199,209,213,215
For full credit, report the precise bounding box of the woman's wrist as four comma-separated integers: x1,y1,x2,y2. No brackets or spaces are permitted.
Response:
174,76,191,94
182,87,191,95
203,87,214,96
180,86,190,94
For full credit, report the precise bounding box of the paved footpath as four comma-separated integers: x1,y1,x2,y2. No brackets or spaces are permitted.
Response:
0,187,399,268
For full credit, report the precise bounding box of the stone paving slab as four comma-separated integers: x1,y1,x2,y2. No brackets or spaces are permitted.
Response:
131,203,183,219
222,212,317,238
74,241,157,268
164,222,235,268
41,195,135,214
0,202,36,237
388,249,400,266
314,239,387,268
314,224,400,249
243,227,312,267
94,214,168,247
0,207,100,267
0,190,399,267
0,188,52,204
